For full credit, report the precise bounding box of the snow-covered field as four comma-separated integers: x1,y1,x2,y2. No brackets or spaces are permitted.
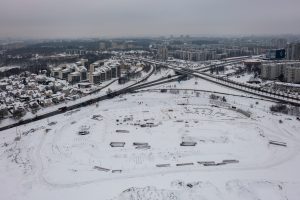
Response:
1,78,300,200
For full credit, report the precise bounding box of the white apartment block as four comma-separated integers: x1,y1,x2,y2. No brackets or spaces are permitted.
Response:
261,62,300,83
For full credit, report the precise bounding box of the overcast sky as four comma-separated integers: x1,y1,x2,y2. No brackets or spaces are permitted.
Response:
1,0,300,39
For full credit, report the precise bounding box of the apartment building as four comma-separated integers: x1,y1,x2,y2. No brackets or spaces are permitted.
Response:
286,66,300,83
261,62,300,83
158,46,168,60
286,43,300,60
51,61,88,84
89,60,121,84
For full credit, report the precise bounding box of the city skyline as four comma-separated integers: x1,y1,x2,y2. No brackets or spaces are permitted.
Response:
1,0,300,39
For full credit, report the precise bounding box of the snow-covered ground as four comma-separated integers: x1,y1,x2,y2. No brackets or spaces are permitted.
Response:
1,77,300,200
229,73,258,83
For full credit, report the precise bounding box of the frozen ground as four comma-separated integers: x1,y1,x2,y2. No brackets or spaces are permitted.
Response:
1,78,300,200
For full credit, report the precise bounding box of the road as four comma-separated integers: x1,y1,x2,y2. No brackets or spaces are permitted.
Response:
129,56,300,106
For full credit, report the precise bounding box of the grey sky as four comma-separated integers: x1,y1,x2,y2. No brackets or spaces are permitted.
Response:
1,0,300,39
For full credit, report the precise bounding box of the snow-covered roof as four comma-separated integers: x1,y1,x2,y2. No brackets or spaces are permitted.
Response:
0,82,8,86
69,71,81,76
62,68,71,73
92,71,102,76
78,82,91,86
76,66,87,72
52,67,61,72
